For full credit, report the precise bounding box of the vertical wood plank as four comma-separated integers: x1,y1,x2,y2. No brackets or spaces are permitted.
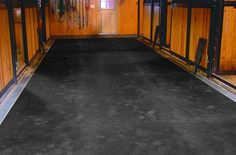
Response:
220,7,236,71
189,8,210,68
118,0,138,34
45,5,50,40
0,7,13,91
170,7,188,57
166,6,172,45
142,4,151,38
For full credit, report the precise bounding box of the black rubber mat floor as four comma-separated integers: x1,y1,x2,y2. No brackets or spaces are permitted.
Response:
0,38,236,155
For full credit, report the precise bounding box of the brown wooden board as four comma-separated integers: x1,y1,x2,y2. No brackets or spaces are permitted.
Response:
189,8,210,68
170,7,188,57
25,7,39,61
0,8,13,91
142,5,151,38
220,7,236,71
166,6,172,45
45,5,50,40
118,0,138,35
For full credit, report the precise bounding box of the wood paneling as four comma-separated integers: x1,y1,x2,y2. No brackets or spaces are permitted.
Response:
0,7,13,91
49,1,99,36
142,5,151,38
220,7,236,71
139,0,144,35
33,7,39,51
118,0,138,34
170,7,188,57
14,23,24,55
189,8,210,68
25,7,39,61
45,5,50,40
166,6,172,45
49,0,138,36
152,5,159,39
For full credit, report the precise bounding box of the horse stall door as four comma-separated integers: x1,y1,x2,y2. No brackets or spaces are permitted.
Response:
220,6,236,72
217,6,236,86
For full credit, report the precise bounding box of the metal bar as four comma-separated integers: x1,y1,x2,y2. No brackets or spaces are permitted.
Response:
213,0,224,73
7,0,17,83
138,0,140,35
185,2,192,63
150,0,155,42
41,1,47,42
138,34,151,42
160,0,167,46
224,1,236,6
0,80,14,98
207,5,217,78
21,0,29,65
36,0,43,52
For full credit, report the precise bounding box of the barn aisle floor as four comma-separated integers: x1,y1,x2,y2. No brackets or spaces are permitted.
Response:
0,38,236,155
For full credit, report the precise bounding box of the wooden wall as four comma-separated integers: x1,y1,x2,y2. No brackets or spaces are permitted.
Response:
139,0,144,36
25,6,39,61
142,4,151,38
140,1,236,74
45,5,50,40
141,5,211,68
166,6,172,45
49,1,99,36
0,6,13,91
118,0,138,34
49,0,138,36
220,7,236,71
189,8,210,68
170,7,188,57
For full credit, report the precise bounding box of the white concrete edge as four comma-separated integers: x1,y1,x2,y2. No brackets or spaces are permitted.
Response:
168,54,236,103
0,40,55,125
195,75,236,102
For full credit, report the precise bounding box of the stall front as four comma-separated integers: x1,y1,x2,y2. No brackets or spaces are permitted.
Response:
0,2,14,95
214,0,236,87
138,0,236,88
0,0,50,97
